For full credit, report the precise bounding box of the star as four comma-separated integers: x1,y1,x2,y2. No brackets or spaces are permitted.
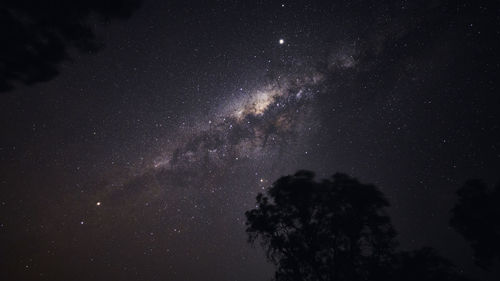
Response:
279,39,284,45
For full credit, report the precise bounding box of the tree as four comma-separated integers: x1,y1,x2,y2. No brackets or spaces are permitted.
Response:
450,179,500,269
0,0,141,92
245,171,397,281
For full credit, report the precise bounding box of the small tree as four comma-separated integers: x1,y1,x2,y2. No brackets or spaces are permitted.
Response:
245,171,397,281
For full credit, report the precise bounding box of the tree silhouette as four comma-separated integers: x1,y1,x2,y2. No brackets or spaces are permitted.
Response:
0,0,141,92
246,170,474,281
450,179,500,270
245,171,396,281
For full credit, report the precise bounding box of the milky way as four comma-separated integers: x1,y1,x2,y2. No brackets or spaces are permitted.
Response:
95,60,331,221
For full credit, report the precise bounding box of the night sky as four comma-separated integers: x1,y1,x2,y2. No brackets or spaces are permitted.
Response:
1,1,500,280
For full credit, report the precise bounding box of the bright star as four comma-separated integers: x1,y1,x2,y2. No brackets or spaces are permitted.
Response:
279,39,284,45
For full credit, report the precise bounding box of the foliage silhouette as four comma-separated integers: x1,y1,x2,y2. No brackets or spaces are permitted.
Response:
0,0,141,92
246,170,473,281
450,179,500,270
245,171,396,281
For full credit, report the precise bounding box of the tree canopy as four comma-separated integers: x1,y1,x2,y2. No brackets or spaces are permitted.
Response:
245,171,396,281
0,0,141,92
